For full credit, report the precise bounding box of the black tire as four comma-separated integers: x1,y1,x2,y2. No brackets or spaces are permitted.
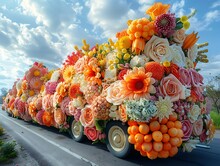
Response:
105,121,132,158
68,117,85,142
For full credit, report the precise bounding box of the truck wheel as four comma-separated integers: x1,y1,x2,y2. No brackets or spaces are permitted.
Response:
106,121,132,158
69,117,85,142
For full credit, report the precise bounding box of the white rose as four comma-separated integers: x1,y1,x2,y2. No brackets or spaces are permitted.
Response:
170,44,186,67
72,96,85,109
130,54,149,68
187,44,198,62
144,35,172,62
172,29,186,45
188,104,201,123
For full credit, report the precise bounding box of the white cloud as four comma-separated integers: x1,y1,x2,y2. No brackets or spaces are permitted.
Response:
87,0,137,39
212,1,220,8
137,0,155,13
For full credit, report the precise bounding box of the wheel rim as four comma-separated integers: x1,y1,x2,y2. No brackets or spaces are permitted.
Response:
71,120,82,138
108,126,126,152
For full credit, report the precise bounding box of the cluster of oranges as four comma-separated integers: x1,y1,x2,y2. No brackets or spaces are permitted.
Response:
127,113,184,159
127,18,155,41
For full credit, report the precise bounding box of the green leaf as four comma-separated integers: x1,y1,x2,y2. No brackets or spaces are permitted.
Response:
175,22,183,30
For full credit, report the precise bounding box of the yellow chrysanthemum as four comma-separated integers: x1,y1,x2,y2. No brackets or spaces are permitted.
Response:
63,65,75,83
155,96,174,122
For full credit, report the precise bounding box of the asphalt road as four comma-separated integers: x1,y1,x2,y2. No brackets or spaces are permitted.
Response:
0,109,220,166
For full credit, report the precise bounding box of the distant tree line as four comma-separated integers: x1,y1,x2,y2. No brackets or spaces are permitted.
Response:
206,75,220,114
0,88,7,104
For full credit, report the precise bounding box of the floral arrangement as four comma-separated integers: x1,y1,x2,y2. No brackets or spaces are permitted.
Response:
2,2,215,159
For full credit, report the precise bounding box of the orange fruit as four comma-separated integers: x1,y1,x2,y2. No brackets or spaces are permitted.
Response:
169,112,177,121
139,124,149,134
167,121,175,129
162,133,170,143
144,134,152,143
135,133,144,143
128,120,138,126
134,142,142,151
152,131,163,142
131,125,139,135
163,142,172,151
177,129,184,138
169,146,178,157
177,138,182,147
142,142,153,152
170,137,180,146
158,150,169,158
160,124,168,134
174,121,182,129
127,126,132,134
150,121,160,132
168,128,178,137
140,150,147,157
137,121,146,125
147,150,158,160
153,142,163,152
128,135,136,144
160,117,168,125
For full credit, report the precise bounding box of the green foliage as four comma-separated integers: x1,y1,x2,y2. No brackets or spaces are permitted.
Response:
0,141,17,163
0,125,4,136
210,111,220,129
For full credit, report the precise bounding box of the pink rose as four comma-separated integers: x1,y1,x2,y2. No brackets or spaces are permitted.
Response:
36,110,45,125
200,129,208,142
189,69,203,87
35,97,42,110
191,86,204,102
179,68,191,87
84,126,101,141
181,119,193,141
42,94,53,112
192,118,203,136
17,100,25,116
159,74,185,102
172,29,186,45
74,56,89,74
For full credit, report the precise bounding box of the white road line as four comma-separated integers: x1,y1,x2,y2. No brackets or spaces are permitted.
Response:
1,113,98,166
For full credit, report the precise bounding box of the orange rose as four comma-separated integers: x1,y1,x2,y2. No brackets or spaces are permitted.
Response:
79,106,95,127
54,108,66,126
146,2,170,20
159,74,185,102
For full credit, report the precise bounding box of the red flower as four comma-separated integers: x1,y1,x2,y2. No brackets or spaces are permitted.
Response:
84,126,101,141
117,69,128,80
69,84,83,99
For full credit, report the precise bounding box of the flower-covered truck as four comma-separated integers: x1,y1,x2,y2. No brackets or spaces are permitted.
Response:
2,2,215,159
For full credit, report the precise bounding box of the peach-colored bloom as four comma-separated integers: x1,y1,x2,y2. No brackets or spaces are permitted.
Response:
79,106,95,127
146,2,170,20
54,108,66,126
159,74,185,102
74,56,89,74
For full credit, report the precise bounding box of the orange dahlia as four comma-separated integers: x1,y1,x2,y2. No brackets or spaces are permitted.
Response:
145,62,164,80
68,83,82,99
121,67,156,100
146,2,170,20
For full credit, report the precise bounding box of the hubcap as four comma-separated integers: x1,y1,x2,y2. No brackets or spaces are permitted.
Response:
108,126,126,152
71,120,82,138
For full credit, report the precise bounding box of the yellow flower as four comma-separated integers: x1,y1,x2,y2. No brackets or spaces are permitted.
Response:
163,61,170,67
119,36,132,49
109,65,115,70
183,21,190,30
121,48,127,53
114,58,119,63
63,65,75,83
117,53,122,59
34,70,40,76
29,90,35,96
180,15,188,23
123,53,130,60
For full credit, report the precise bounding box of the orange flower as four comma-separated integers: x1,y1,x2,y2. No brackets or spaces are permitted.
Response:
146,2,170,20
145,62,164,80
42,111,53,127
119,105,127,123
56,82,68,97
68,83,82,99
83,58,102,85
116,29,128,39
182,32,199,50
122,67,156,100
79,106,95,127
132,38,145,55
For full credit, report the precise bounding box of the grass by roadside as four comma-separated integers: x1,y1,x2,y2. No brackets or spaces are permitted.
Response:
0,124,17,164
210,111,220,129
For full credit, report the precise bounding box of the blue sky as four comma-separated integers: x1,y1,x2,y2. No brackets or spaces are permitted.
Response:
0,0,220,91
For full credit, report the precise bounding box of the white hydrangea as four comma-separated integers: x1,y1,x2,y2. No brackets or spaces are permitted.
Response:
130,54,149,68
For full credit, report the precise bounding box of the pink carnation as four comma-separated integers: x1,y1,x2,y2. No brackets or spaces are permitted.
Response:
45,82,58,95
60,97,70,114
181,119,193,141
